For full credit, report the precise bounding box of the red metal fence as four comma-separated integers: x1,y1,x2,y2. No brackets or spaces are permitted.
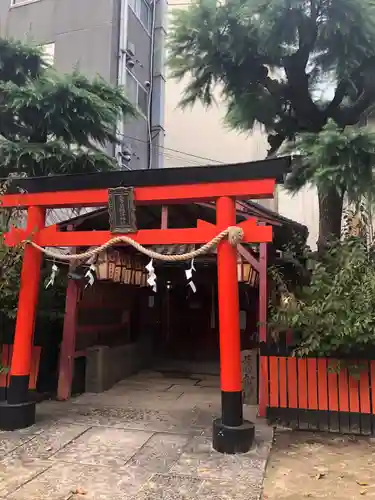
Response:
261,353,375,435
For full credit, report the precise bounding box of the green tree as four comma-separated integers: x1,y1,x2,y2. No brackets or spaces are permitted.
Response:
269,237,375,358
0,38,137,176
168,0,375,250
0,37,137,321
0,208,23,319
283,119,375,249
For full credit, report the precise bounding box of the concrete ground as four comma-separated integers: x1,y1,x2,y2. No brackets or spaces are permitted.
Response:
263,430,375,499
0,371,272,500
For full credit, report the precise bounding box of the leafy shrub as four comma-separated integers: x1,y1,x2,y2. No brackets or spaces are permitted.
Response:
269,236,375,357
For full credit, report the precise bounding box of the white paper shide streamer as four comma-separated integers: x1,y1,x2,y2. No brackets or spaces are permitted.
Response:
46,263,59,289
185,259,197,293
146,259,157,292
85,264,96,288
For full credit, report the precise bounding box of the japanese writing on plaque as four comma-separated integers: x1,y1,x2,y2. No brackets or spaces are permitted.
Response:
108,187,137,233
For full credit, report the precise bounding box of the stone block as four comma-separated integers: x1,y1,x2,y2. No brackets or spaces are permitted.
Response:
85,340,153,394
241,349,258,405
85,345,111,393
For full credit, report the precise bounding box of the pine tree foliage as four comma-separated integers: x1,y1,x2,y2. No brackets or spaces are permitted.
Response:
168,0,375,151
168,0,375,248
0,38,137,177
0,38,137,325
284,119,375,204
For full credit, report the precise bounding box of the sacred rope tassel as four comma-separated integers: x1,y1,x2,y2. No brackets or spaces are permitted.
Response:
185,258,197,293
45,263,59,289
146,259,157,292
227,226,244,246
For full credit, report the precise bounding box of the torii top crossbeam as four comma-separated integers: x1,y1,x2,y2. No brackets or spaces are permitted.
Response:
2,157,289,247
1,156,288,201
0,156,290,454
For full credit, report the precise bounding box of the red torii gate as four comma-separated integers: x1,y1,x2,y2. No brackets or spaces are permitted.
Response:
0,158,288,454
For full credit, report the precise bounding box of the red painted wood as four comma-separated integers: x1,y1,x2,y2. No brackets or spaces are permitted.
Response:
1,179,276,208
74,350,88,358
5,218,273,248
317,358,328,411
279,357,288,408
161,206,168,229
307,358,318,410
29,346,42,389
57,280,80,401
371,361,375,414
258,356,269,417
348,372,360,413
327,364,339,412
1,346,41,389
269,357,279,408
258,240,268,415
258,242,267,343
237,244,260,272
338,367,350,412
10,207,45,378
262,356,375,416
297,358,308,410
359,364,371,414
287,357,298,408
216,196,242,392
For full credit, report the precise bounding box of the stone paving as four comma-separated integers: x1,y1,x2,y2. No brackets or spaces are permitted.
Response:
0,371,272,500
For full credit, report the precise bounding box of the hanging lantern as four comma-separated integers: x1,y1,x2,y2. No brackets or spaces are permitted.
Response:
237,255,259,287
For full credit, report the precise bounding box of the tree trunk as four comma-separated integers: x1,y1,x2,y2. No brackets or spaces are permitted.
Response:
317,186,344,254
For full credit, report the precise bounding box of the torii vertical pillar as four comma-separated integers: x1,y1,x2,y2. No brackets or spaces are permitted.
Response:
0,206,45,431
212,196,254,454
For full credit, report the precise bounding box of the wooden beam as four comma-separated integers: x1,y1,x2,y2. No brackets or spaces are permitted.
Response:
258,242,268,343
237,244,260,272
5,218,273,247
0,179,275,209
258,241,268,418
2,156,290,195
57,279,80,401
161,206,168,229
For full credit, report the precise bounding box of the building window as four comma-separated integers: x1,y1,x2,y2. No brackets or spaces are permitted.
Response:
140,0,151,29
129,0,152,32
41,43,55,66
126,71,149,116
126,73,138,104
138,86,148,116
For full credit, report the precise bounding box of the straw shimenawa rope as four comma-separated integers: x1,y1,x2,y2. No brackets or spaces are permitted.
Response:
25,226,244,263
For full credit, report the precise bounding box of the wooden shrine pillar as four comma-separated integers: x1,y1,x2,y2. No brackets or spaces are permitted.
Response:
0,206,45,430
212,196,254,454
57,279,80,401
258,242,268,417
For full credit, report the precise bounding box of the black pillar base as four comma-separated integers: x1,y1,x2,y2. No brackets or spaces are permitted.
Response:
0,401,36,431
212,418,255,454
